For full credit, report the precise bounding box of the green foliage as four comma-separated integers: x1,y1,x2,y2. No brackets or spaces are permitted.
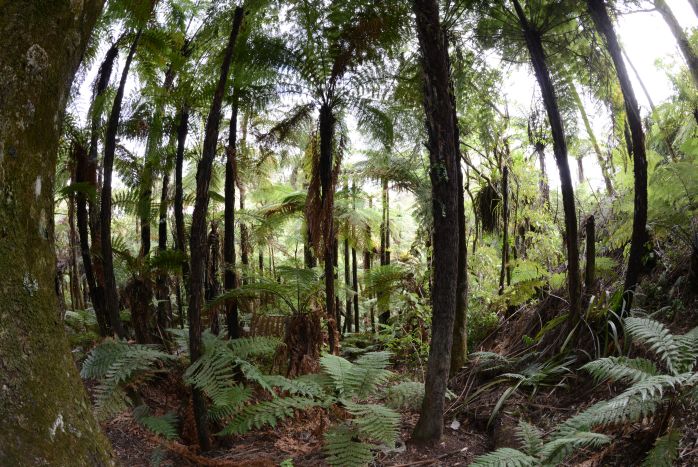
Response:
385,381,424,410
320,351,392,398
642,428,682,467
133,405,179,440
81,340,174,418
218,396,320,435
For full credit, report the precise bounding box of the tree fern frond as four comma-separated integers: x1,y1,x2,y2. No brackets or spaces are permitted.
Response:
324,425,374,467
516,421,544,458
344,402,400,446
582,357,659,384
218,396,317,435
642,428,682,467
539,431,610,465
624,318,681,373
133,405,179,440
385,381,424,410
470,447,537,467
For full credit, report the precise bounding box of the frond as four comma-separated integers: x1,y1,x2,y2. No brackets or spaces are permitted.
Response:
470,447,537,467
385,381,424,410
642,428,682,467
324,425,374,467
539,432,610,465
344,402,400,446
581,357,659,384
321,351,392,398
218,396,318,435
624,318,681,373
516,421,543,458
133,405,179,440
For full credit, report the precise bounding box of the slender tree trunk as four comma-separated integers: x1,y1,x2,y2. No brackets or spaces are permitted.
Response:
74,142,109,335
206,222,221,335
412,0,462,443
344,231,351,333
536,144,550,207
67,189,84,310
584,215,596,306
378,177,391,324
364,196,374,332
187,6,244,450
174,107,190,274
588,0,649,311
576,157,585,184
352,181,360,331
450,162,468,375
240,190,250,284
569,80,614,195
499,165,509,295
101,30,143,339
0,0,114,462
655,0,698,88
155,137,174,338
224,91,240,338
513,0,581,323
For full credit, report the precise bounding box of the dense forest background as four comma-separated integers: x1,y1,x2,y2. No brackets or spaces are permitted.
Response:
1,0,697,465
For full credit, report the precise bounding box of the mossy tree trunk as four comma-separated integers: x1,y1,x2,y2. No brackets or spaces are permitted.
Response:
0,0,114,464
412,0,462,443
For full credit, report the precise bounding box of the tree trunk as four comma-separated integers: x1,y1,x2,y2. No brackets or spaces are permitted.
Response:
74,142,109,335
155,136,174,338
513,0,581,323
588,0,649,311
344,232,351,333
655,0,698,88
412,0,462,443
584,215,596,306
187,6,243,451
498,165,509,295
67,187,84,310
364,196,374,332
352,181,360,331
224,91,240,338
319,101,338,354
576,156,585,185
450,161,468,376
569,80,614,195
0,0,114,463
174,107,189,273
536,144,550,207
378,177,391,325
101,30,143,340
206,222,221,335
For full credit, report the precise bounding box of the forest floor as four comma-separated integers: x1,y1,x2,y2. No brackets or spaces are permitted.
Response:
94,264,698,466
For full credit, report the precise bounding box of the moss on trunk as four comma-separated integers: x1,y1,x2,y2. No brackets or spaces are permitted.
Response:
0,1,113,464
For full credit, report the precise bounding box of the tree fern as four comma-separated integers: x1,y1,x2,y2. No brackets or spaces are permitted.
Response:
81,340,174,418
218,396,319,435
385,381,424,410
320,351,392,398
642,428,682,467
133,405,179,440
582,356,659,384
344,402,400,446
624,318,683,373
470,447,538,467
324,425,374,467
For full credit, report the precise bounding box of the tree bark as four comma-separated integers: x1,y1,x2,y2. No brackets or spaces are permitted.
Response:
101,30,143,340
206,222,221,335
0,0,113,463
536,144,550,207
344,231,352,333
174,107,190,272
450,162,468,375
187,6,244,451
584,215,596,306
588,0,649,311
412,0,462,443
155,135,174,337
498,165,509,295
513,0,581,323
225,91,240,338
655,0,698,88
378,177,391,325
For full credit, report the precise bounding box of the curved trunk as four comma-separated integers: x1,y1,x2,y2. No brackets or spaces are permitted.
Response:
588,0,649,311
101,30,143,340
412,0,462,442
0,0,113,463
513,0,581,323
187,6,244,450
568,80,614,195
655,0,698,88
224,91,240,338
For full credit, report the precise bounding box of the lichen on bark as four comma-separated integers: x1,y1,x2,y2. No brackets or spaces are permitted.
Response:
0,1,113,464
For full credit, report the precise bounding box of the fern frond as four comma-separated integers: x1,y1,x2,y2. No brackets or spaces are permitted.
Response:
470,447,537,467
539,431,610,465
516,421,543,458
218,396,317,435
385,381,424,410
320,351,392,398
263,375,325,398
642,428,682,467
582,357,659,384
625,318,681,373
344,402,400,446
133,405,179,440
207,385,252,422
324,425,374,467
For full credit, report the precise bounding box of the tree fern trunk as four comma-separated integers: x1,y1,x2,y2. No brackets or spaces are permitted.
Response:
187,6,244,450
450,162,468,376
588,0,649,312
225,90,240,338
513,0,581,324
0,0,114,462
101,29,143,340
412,0,462,443
655,0,698,88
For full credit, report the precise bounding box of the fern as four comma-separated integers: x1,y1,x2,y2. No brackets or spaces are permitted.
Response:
516,421,543,458
385,381,424,410
470,447,538,467
624,318,682,373
218,396,318,435
344,402,400,446
324,425,374,467
81,340,173,418
133,405,179,440
642,428,682,467
321,351,392,398
582,356,659,384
